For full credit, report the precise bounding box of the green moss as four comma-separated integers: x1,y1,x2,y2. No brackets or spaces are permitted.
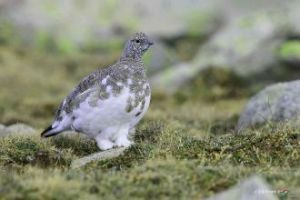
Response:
51,135,99,157
0,135,74,168
0,118,300,199
209,115,239,135
278,40,300,59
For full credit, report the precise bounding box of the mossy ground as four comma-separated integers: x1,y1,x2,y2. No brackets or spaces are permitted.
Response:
0,45,299,200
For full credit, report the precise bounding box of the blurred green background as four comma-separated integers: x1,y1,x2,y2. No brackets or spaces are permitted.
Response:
0,0,300,128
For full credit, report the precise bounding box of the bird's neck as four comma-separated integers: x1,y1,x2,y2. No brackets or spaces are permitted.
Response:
120,50,142,62
119,55,145,74
120,41,143,61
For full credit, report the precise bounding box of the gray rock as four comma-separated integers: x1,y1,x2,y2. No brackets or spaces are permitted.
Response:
206,176,277,200
71,147,126,169
0,124,7,135
5,123,36,135
237,80,300,132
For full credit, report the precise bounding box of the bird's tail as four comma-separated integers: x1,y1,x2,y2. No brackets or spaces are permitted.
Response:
41,125,63,137
41,115,72,138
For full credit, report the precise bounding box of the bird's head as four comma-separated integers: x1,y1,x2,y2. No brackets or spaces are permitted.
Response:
121,32,154,60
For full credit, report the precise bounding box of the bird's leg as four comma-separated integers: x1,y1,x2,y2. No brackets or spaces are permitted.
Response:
95,134,114,150
114,126,133,148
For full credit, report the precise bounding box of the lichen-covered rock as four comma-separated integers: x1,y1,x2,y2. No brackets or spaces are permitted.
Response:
206,176,277,200
237,80,300,132
5,123,36,135
152,11,287,92
151,1,300,92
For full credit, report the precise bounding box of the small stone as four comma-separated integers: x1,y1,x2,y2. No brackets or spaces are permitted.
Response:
205,176,277,200
6,123,36,135
71,147,126,169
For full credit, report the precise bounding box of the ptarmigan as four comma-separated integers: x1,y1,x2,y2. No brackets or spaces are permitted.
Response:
41,32,153,150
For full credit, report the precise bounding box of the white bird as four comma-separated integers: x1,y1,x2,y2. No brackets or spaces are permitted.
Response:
41,32,153,150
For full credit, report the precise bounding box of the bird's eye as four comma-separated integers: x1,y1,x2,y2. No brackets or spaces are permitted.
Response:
135,39,140,43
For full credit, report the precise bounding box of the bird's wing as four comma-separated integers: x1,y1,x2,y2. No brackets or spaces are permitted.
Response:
54,61,127,121
54,70,103,120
